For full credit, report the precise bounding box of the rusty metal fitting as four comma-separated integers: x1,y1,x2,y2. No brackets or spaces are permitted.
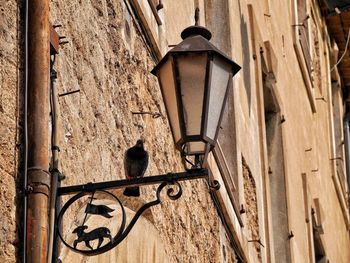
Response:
27,183,50,197
27,167,51,187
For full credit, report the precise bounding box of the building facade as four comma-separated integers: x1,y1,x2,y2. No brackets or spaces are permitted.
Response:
0,0,350,262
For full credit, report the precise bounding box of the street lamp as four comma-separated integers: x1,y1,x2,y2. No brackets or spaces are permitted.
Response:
54,22,240,257
152,25,240,167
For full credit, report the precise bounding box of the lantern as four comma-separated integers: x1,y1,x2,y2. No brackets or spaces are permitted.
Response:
152,25,240,160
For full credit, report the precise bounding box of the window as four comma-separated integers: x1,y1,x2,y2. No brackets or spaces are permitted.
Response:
292,0,316,112
297,0,312,75
332,84,348,196
126,0,164,59
207,0,241,221
148,0,163,25
261,56,291,262
312,209,327,263
302,176,327,263
311,13,322,93
213,79,242,225
215,87,239,209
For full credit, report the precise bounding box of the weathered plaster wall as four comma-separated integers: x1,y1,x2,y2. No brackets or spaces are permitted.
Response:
162,0,195,48
228,0,350,262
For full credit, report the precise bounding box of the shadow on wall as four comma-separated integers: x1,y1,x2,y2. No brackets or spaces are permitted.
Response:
240,14,252,115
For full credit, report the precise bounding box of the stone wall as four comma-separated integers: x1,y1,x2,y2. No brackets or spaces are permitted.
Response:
50,0,235,262
0,0,22,262
0,0,237,262
242,158,260,260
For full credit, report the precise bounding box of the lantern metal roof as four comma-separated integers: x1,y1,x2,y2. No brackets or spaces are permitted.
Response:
152,26,241,76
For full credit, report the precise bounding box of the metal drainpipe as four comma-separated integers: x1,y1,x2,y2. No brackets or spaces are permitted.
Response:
47,64,60,263
343,112,350,216
26,0,50,262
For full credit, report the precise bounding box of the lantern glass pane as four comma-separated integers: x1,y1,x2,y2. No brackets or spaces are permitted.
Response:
187,141,206,155
206,57,231,140
158,58,181,143
177,53,207,136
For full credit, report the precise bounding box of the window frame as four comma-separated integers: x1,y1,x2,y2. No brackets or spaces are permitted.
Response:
213,142,243,226
328,47,350,228
147,0,162,26
292,0,316,112
126,0,164,59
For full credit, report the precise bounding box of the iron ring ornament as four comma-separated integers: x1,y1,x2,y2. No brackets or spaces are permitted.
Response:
57,181,183,255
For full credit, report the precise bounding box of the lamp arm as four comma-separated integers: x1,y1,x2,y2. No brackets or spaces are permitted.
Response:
54,170,218,256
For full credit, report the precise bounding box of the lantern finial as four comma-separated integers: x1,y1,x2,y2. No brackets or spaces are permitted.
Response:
180,7,212,40
194,7,200,26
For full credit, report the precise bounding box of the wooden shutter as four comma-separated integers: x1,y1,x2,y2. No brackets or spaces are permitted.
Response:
297,0,312,75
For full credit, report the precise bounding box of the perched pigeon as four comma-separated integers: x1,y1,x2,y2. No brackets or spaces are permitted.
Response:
123,139,149,197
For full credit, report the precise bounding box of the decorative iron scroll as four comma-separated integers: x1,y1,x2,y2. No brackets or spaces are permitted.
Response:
57,181,183,255
55,169,220,255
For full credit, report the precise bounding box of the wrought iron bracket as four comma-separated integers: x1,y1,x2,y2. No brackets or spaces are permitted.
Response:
55,168,219,256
